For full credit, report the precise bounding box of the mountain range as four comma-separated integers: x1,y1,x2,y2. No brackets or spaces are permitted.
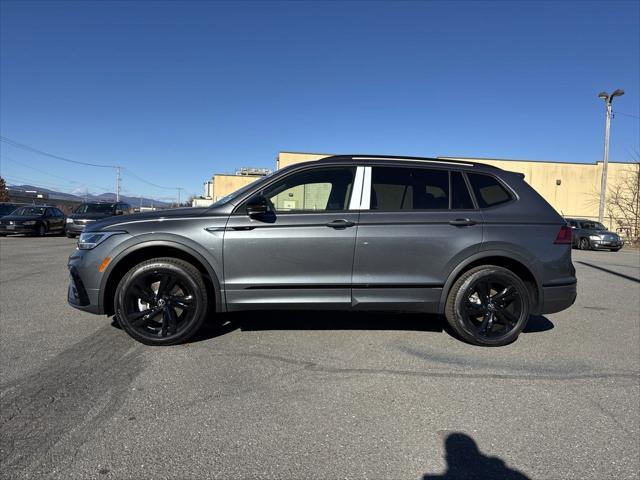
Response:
8,184,173,208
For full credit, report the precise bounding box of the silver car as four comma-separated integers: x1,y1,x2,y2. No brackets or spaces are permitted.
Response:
68,155,576,346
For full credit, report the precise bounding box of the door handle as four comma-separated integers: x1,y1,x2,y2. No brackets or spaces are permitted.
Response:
449,218,476,226
326,219,355,229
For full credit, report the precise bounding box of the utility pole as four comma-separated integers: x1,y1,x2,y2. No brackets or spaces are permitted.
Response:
115,166,121,201
597,89,624,223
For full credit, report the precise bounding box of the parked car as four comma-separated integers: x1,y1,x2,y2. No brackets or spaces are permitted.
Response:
564,218,624,251
68,155,576,347
65,202,133,238
0,202,26,218
0,205,66,236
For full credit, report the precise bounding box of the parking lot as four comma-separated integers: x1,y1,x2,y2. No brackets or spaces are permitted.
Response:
0,236,638,480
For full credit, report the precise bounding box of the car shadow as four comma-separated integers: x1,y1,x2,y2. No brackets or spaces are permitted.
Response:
423,432,530,479
184,311,554,344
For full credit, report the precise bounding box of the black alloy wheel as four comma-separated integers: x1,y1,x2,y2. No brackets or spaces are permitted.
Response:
115,257,208,345
579,238,590,250
445,265,530,346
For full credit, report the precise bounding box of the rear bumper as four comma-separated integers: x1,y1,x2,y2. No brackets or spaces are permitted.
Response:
540,281,577,314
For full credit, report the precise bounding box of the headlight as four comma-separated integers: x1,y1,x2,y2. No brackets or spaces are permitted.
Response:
66,218,74,223
23,221,36,226
77,231,127,250
589,235,601,240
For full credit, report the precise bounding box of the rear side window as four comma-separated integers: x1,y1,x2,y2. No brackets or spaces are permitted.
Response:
450,171,474,209
370,167,449,210
467,173,512,208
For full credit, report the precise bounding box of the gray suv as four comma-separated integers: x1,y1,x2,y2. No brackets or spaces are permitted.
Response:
68,155,577,347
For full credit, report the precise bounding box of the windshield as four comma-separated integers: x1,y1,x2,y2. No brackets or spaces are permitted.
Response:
581,221,606,230
74,203,114,214
209,173,275,208
13,207,45,216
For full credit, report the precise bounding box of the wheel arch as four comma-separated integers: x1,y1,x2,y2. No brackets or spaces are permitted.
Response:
101,241,223,316
439,252,542,314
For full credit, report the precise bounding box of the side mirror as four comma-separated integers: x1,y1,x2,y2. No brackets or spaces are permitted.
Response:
246,195,268,217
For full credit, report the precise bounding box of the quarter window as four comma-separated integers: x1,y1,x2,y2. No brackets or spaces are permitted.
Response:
370,167,449,210
260,167,356,213
467,173,512,208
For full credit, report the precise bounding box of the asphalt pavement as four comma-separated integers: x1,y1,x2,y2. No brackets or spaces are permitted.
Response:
0,236,638,479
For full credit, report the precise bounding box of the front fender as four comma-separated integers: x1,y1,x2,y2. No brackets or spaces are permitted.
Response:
99,233,224,313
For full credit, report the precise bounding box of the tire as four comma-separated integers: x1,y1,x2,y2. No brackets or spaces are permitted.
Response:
114,257,208,346
66,233,76,239
444,265,531,347
37,224,46,237
579,237,590,250
610,248,621,252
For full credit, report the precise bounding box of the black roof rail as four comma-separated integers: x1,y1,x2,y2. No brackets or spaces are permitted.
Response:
314,154,501,169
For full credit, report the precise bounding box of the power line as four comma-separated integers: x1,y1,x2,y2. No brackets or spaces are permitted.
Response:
1,155,113,192
0,135,116,168
613,111,640,120
0,136,185,198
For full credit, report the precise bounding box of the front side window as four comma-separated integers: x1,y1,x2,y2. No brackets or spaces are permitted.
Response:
258,167,356,213
467,173,512,208
370,167,449,210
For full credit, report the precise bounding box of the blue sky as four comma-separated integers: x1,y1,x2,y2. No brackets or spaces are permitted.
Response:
1,0,638,201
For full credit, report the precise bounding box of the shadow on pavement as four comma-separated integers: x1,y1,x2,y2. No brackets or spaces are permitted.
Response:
111,311,554,344
424,432,530,480
576,260,640,283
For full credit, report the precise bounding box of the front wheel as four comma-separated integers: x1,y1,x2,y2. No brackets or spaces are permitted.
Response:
114,257,208,345
37,224,46,236
579,237,590,250
445,266,531,346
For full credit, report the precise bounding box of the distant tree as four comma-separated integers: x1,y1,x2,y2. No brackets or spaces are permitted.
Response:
0,176,9,202
606,154,640,245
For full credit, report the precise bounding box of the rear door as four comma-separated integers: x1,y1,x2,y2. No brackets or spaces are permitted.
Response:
351,166,483,311
223,165,362,310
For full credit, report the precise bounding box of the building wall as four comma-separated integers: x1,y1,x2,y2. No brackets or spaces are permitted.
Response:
211,174,263,201
210,151,635,233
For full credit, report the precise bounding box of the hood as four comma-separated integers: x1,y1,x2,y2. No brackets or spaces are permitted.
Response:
0,214,43,223
85,207,217,232
69,212,114,220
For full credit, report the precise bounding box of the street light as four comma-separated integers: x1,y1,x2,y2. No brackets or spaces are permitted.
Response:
597,88,624,223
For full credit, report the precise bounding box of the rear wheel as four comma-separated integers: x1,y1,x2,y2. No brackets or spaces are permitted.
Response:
445,265,530,346
114,257,208,345
66,233,76,238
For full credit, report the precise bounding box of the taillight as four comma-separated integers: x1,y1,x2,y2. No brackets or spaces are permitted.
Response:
554,225,573,244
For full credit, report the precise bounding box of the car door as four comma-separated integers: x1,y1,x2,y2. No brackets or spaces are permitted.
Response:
351,165,483,311
45,208,59,231
223,165,361,310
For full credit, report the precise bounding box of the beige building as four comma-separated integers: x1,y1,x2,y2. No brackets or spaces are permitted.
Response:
202,151,637,233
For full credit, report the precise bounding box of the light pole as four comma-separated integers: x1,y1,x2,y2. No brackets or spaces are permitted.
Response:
597,89,624,223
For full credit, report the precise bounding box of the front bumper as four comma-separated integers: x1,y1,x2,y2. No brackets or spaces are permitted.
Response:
590,239,624,250
541,281,577,314
0,224,39,234
65,222,89,234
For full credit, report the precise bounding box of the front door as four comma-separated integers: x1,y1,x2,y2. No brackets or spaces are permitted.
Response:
223,165,360,310
352,166,483,311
